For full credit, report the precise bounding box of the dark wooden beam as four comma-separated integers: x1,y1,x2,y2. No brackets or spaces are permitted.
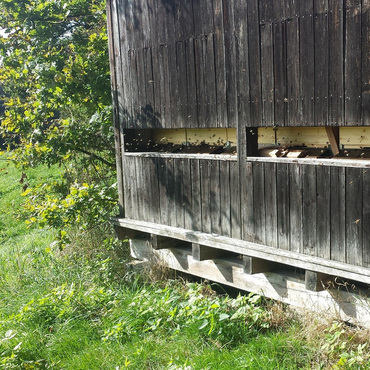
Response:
305,270,332,292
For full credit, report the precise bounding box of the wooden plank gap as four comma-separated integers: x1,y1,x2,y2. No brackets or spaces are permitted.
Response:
243,256,282,275
192,243,233,261
151,234,188,250
115,225,148,240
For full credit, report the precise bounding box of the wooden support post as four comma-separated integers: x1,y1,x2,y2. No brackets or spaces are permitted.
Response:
325,127,340,156
150,234,187,250
246,127,259,156
192,243,232,261
115,225,147,240
305,270,331,292
243,256,281,274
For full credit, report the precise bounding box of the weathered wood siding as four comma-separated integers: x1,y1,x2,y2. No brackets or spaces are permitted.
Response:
122,155,370,268
107,0,370,129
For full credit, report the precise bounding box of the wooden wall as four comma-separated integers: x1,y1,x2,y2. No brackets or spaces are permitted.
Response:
107,0,370,129
122,155,370,268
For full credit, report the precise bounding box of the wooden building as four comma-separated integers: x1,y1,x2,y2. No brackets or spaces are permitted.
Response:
107,0,370,325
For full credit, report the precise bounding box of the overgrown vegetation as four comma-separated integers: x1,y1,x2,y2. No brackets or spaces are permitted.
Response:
1,160,370,369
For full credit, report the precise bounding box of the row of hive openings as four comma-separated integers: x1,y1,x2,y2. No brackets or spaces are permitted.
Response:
123,127,370,159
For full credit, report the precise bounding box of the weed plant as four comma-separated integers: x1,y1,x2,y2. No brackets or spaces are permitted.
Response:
0,156,370,369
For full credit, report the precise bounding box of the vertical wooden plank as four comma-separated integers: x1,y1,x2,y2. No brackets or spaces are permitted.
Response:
174,158,185,229
345,0,362,125
194,37,206,128
259,0,274,126
167,158,176,227
273,1,287,126
213,0,228,127
220,161,231,237
123,0,135,50
121,155,132,218
362,0,370,125
143,47,156,127
289,163,302,253
314,0,329,126
242,161,255,242
148,157,160,224
136,48,147,128
286,0,301,126
114,0,129,127
276,163,290,250
234,0,250,127
183,158,193,230
191,159,202,231
156,0,174,46
316,166,331,259
363,168,370,267
158,45,172,128
174,0,194,40
185,39,199,127
302,165,316,256
200,160,212,234
176,41,188,128
264,162,278,248
168,42,180,128
192,0,203,36
204,34,217,128
136,0,151,48
346,167,363,266
328,0,344,125
253,162,266,245
223,0,238,127
151,45,162,127
128,50,140,128
107,0,124,214
134,156,145,221
330,166,346,263
300,0,315,125
210,161,221,235
158,157,169,225
247,0,262,126
230,161,241,240
147,0,159,47
193,0,214,36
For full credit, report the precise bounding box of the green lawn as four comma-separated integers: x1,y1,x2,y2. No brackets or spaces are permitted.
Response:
0,155,369,369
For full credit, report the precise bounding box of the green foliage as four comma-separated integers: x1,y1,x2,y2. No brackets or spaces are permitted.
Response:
0,0,116,241
102,282,269,347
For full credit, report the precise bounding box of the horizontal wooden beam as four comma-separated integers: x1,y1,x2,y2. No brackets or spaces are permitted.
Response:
111,218,370,285
123,152,237,161
122,152,370,168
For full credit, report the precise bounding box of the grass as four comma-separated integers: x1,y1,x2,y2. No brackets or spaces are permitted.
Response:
1,155,370,369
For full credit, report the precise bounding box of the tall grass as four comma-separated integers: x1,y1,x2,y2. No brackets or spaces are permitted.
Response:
0,155,369,369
